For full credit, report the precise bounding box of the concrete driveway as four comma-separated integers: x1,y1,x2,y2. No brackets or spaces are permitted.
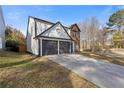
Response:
47,54,124,88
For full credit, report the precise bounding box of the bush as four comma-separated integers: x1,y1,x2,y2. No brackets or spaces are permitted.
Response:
5,26,26,52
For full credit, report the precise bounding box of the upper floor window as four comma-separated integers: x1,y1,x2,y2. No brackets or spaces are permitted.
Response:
72,32,79,38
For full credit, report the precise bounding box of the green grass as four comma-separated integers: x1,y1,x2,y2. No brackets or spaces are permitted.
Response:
0,51,97,88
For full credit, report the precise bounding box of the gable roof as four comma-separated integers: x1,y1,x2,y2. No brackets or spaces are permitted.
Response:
70,24,81,32
30,16,70,29
30,16,54,25
35,21,73,40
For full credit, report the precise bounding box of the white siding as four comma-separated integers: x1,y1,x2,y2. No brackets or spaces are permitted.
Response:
0,6,5,49
26,17,39,55
41,23,70,39
36,21,52,35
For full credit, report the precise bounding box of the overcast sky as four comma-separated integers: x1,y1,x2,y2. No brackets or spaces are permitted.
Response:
2,5,124,36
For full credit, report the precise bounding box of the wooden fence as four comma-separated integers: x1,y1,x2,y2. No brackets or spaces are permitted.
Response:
19,45,27,53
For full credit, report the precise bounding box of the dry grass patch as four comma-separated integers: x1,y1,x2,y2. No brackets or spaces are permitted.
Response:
0,51,97,88
80,52,124,66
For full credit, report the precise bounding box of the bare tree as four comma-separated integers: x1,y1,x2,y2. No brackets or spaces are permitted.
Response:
79,16,102,52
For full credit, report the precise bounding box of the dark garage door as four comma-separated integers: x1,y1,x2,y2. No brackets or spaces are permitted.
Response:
59,41,70,54
42,40,58,56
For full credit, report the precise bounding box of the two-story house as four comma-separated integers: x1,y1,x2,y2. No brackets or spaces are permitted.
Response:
26,16,80,56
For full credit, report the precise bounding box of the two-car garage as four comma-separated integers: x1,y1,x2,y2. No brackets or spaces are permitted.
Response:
41,39,73,56
33,21,75,56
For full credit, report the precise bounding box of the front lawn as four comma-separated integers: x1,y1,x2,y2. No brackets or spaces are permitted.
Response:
80,51,124,66
0,51,97,88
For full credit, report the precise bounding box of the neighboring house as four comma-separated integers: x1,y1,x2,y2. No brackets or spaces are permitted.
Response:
26,16,80,56
0,6,5,50
70,24,80,51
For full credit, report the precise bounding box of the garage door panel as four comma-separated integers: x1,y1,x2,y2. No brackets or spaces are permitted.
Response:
42,40,58,56
59,41,70,54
